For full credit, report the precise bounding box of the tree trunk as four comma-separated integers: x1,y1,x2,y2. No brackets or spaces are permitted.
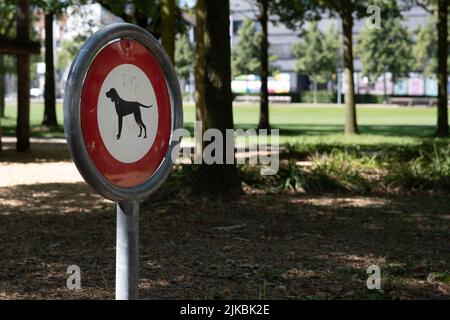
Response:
194,0,241,199
383,71,387,105
436,0,448,137
313,80,317,105
16,0,30,152
0,55,3,151
258,0,269,129
0,55,5,118
42,11,57,128
342,1,358,135
161,0,175,62
195,0,206,147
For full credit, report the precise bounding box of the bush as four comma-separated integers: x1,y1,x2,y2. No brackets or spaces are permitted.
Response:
171,142,450,196
305,150,374,193
301,90,336,103
386,143,450,192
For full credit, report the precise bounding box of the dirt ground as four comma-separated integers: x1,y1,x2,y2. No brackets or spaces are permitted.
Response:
0,140,449,299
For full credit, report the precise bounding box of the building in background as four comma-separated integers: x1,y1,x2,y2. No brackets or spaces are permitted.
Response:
229,0,434,99
2,1,440,102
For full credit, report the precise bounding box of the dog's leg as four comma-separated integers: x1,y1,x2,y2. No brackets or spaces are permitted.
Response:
134,111,147,138
141,122,147,139
117,116,123,139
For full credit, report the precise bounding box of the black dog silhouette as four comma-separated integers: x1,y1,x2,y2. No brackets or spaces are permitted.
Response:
105,88,153,139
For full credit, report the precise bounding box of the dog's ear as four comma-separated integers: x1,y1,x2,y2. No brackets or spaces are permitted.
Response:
110,89,117,103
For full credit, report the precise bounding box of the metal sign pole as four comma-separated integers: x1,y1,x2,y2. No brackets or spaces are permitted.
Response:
64,23,183,301
116,200,139,300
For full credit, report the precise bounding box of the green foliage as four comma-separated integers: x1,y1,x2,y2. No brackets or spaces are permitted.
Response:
278,161,304,191
301,90,335,103
268,0,313,30
0,1,16,74
32,0,77,15
240,139,450,195
96,0,185,38
175,32,194,81
413,15,450,76
292,22,339,84
56,34,91,72
414,17,438,76
0,0,15,36
355,17,413,81
231,19,262,76
317,0,400,19
306,149,374,193
386,143,450,191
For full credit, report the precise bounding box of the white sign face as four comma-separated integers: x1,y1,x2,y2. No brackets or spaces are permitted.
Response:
97,64,158,163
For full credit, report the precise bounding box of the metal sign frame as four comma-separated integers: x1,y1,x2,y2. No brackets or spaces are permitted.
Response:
63,23,183,300
64,22,182,202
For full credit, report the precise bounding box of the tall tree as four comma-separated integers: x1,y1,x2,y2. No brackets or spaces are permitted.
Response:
161,0,175,62
0,1,16,118
436,0,448,136
16,0,31,152
292,22,339,104
413,16,439,76
406,0,448,135
34,0,72,128
316,0,401,134
0,57,4,119
175,32,194,82
257,0,270,129
356,17,414,103
43,8,56,127
98,0,162,36
194,0,241,198
195,0,206,142
231,19,261,76
341,0,357,134
97,1,186,48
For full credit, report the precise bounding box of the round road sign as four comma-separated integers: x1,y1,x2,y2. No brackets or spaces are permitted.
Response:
64,23,183,201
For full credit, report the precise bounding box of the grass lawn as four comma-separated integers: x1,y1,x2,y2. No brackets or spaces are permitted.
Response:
1,101,447,146
1,102,450,299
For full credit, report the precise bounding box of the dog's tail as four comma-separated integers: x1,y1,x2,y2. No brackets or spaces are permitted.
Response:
140,103,153,109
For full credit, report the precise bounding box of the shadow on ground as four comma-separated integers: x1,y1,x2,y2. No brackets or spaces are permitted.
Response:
183,123,440,139
0,181,449,299
0,141,70,163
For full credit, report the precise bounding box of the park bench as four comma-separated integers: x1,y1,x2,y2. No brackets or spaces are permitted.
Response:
389,96,438,107
234,95,292,103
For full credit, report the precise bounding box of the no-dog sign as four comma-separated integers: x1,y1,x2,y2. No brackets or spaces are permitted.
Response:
63,23,182,300
64,23,182,201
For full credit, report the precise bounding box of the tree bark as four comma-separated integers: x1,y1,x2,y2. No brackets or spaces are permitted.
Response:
161,0,175,62
0,55,2,151
313,80,317,105
194,0,241,199
342,0,358,135
258,0,269,129
16,0,30,152
436,0,448,137
195,0,206,147
42,11,57,128
0,55,5,118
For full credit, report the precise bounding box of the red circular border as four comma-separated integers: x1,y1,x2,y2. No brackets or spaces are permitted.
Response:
80,39,171,188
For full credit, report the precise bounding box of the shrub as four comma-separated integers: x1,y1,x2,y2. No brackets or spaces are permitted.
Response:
301,90,335,103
